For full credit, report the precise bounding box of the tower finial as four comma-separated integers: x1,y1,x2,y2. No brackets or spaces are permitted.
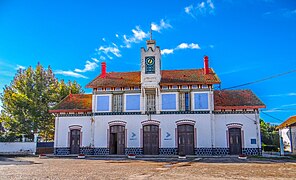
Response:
150,23,152,40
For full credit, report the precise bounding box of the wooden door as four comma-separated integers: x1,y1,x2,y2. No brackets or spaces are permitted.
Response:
178,124,194,155
109,125,125,155
229,128,242,155
143,125,159,155
70,129,80,154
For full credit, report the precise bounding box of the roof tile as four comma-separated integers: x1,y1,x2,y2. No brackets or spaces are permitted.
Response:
214,90,266,110
49,94,92,113
86,68,220,88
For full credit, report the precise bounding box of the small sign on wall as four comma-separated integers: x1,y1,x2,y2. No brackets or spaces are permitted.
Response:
251,138,256,144
129,132,137,140
164,132,172,140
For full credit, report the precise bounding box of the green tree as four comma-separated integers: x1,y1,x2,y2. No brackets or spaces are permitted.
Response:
0,63,84,141
260,119,280,151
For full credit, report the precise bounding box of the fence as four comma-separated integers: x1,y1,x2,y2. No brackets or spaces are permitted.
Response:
0,142,36,155
36,142,54,154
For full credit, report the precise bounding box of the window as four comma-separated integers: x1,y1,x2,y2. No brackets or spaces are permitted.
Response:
126,94,140,111
146,94,156,112
193,93,209,110
161,94,176,110
96,96,110,111
112,94,123,112
179,92,190,111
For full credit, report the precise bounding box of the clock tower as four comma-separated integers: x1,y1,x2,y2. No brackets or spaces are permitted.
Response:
140,37,162,114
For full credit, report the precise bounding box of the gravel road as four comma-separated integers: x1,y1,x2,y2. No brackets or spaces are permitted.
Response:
0,156,295,179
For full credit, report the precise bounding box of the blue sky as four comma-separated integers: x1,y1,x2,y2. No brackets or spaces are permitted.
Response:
0,0,295,124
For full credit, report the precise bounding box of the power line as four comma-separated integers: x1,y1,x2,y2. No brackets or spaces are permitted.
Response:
222,69,296,90
260,110,283,123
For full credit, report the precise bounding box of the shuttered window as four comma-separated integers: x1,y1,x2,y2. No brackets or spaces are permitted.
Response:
179,92,190,111
113,94,123,112
146,94,156,112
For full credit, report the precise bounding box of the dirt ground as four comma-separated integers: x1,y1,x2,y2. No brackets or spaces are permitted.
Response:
0,156,296,180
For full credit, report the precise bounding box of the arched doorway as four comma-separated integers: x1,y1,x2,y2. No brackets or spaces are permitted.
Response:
178,124,194,155
70,129,80,154
143,125,159,155
229,128,242,155
109,125,125,155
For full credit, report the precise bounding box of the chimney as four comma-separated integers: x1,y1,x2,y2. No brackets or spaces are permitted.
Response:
204,55,209,75
100,62,106,78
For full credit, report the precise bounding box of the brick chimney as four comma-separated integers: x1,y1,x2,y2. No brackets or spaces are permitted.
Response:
204,56,209,75
100,62,107,78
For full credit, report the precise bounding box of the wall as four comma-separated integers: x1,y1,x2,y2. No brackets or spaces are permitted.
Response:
93,113,212,148
0,142,36,154
55,113,261,149
291,126,296,155
54,115,92,147
214,113,261,149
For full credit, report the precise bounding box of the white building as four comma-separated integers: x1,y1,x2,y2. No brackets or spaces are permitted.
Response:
277,115,296,155
50,39,265,156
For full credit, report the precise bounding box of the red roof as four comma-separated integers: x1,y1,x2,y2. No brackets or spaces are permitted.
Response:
86,68,220,88
49,94,92,113
214,90,265,110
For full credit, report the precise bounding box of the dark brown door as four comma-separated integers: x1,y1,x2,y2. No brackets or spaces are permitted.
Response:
109,125,125,155
229,128,242,155
178,124,194,155
143,125,159,155
70,129,80,154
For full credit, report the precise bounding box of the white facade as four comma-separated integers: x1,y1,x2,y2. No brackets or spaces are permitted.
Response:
52,39,263,156
54,103,262,156
279,126,296,155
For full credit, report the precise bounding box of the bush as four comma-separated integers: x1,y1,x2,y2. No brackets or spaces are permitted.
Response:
262,145,279,152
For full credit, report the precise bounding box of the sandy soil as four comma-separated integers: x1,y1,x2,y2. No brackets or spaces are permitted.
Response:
0,157,296,180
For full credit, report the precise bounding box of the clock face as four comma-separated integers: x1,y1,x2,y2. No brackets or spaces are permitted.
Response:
145,56,155,74
146,57,155,65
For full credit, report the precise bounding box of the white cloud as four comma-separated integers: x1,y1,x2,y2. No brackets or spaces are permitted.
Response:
151,19,172,33
161,42,201,56
161,49,174,55
185,0,215,18
91,58,99,62
74,60,98,73
54,70,88,79
99,56,106,61
15,65,26,70
176,43,200,49
98,46,122,57
185,5,194,17
122,26,149,48
115,34,119,38
266,93,296,97
132,26,148,41
112,42,118,47
207,0,215,10
198,2,205,9
102,38,106,42
263,8,296,18
281,103,296,107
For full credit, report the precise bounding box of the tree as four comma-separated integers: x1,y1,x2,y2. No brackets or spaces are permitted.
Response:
0,63,84,141
260,119,280,151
